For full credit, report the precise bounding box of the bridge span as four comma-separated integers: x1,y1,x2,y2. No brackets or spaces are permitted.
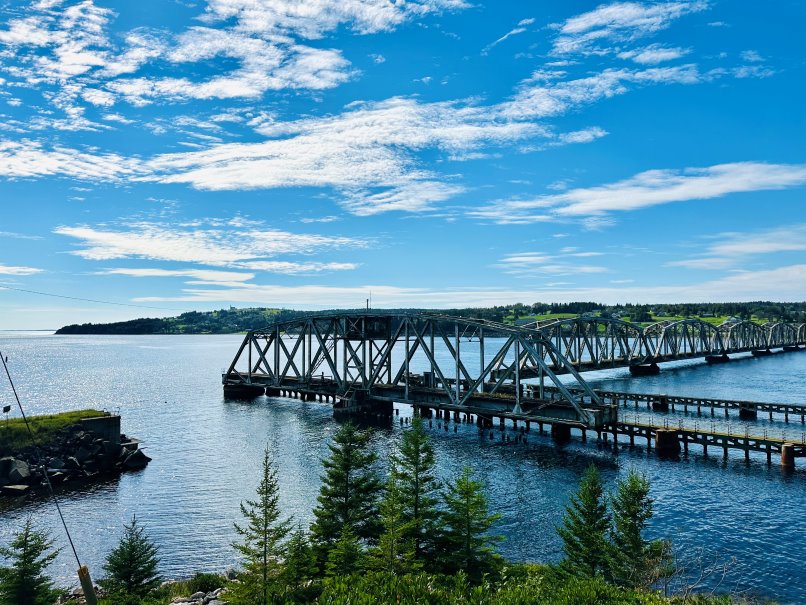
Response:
518,316,806,375
222,312,805,467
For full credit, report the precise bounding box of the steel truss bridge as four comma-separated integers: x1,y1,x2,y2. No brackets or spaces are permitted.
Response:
223,312,618,429
519,316,806,375
222,312,806,466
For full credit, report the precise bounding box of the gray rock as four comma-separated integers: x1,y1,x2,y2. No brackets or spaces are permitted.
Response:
8,459,30,483
65,457,81,470
1,484,30,496
75,447,93,463
48,457,66,470
122,449,151,470
207,601,225,605
190,592,205,600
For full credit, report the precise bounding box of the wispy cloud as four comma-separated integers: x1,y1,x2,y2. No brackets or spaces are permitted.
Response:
54,219,366,269
130,264,806,305
496,250,607,276
668,224,806,269
551,1,708,56
472,162,806,224
618,44,690,64
482,17,535,54
0,263,43,275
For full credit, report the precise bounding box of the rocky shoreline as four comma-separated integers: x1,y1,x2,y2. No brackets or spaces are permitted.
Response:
0,415,151,497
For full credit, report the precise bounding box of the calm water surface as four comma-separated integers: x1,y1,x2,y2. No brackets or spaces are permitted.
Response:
0,333,804,602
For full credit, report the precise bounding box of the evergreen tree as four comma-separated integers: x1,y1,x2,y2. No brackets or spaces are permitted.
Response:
100,515,161,597
369,464,418,575
324,529,363,577
557,464,611,579
0,517,59,605
310,422,382,555
229,446,291,605
278,526,318,600
438,466,503,580
609,469,656,588
393,416,441,562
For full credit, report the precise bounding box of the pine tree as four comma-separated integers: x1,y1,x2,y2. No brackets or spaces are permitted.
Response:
393,416,441,562
278,526,318,600
369,464,418,575
609,469,655,588
229,446,291,605
310,422,382,556
100,515,161,597
438,466,503,580
0,517,59,605
324,529,363,577
557,464,611,579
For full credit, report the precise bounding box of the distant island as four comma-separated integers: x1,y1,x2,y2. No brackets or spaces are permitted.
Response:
54,301,806,335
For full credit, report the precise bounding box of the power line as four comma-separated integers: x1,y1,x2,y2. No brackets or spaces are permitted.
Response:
0,285,185,312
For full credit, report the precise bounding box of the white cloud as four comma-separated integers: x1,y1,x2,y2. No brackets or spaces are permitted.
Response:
201,0,468,39
237,261,359,274
482,17,535,54
668,224,806,269
0,263,43,275
0,139,138,180
496,250,608,275
618,44,690,64
100,268,255,282
552,1,707,56
54,220,365,268
473,162,806,224
130,264,806,305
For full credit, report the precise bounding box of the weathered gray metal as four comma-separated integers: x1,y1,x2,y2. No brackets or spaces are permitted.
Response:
222,312,616,428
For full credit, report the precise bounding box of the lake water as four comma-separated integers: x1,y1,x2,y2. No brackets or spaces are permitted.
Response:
0,333,804,603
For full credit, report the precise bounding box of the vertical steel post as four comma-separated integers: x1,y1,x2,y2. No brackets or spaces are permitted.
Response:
248,333,252,383
514,338,521,413
362,318,367,387
455,323,460,404
274,326,280,383
479,327,485,393
405,320,410,401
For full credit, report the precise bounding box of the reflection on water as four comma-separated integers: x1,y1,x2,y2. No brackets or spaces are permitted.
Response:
0,333,803,603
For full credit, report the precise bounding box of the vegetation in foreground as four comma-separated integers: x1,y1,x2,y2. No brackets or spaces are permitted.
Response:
0,409,107,455
1,419,765,604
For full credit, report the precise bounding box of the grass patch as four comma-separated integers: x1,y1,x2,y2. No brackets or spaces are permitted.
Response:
0,409,108,455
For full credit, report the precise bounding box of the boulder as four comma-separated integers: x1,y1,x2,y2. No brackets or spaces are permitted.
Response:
7,459,30,483
190,592,205,600
75,447,93,464
1,484,30,496
65,457,81,470
48,457,66,470
122,449,152,470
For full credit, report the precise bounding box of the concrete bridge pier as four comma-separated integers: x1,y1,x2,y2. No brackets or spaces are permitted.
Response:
630,362,660,376
551,423,571,441
781,443,795,468
223,383,265,399
739,406,758,420
651,396,669,412
655,429,680,457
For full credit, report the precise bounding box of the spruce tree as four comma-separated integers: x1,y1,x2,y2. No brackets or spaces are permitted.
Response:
0,517,59,605
438,466,503,580
609,469,655,588
100,514,161,597
278,526,318,600
311,422,382,555
369,464,418,574
393,416,441,562
324,529,363,577
230,446,291,605
557,464,611,579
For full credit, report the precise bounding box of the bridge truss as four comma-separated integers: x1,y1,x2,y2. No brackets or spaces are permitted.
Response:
519,317,805,373
223,312,617,428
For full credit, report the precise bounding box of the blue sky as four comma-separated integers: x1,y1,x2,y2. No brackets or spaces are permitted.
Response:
1,0,805,329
